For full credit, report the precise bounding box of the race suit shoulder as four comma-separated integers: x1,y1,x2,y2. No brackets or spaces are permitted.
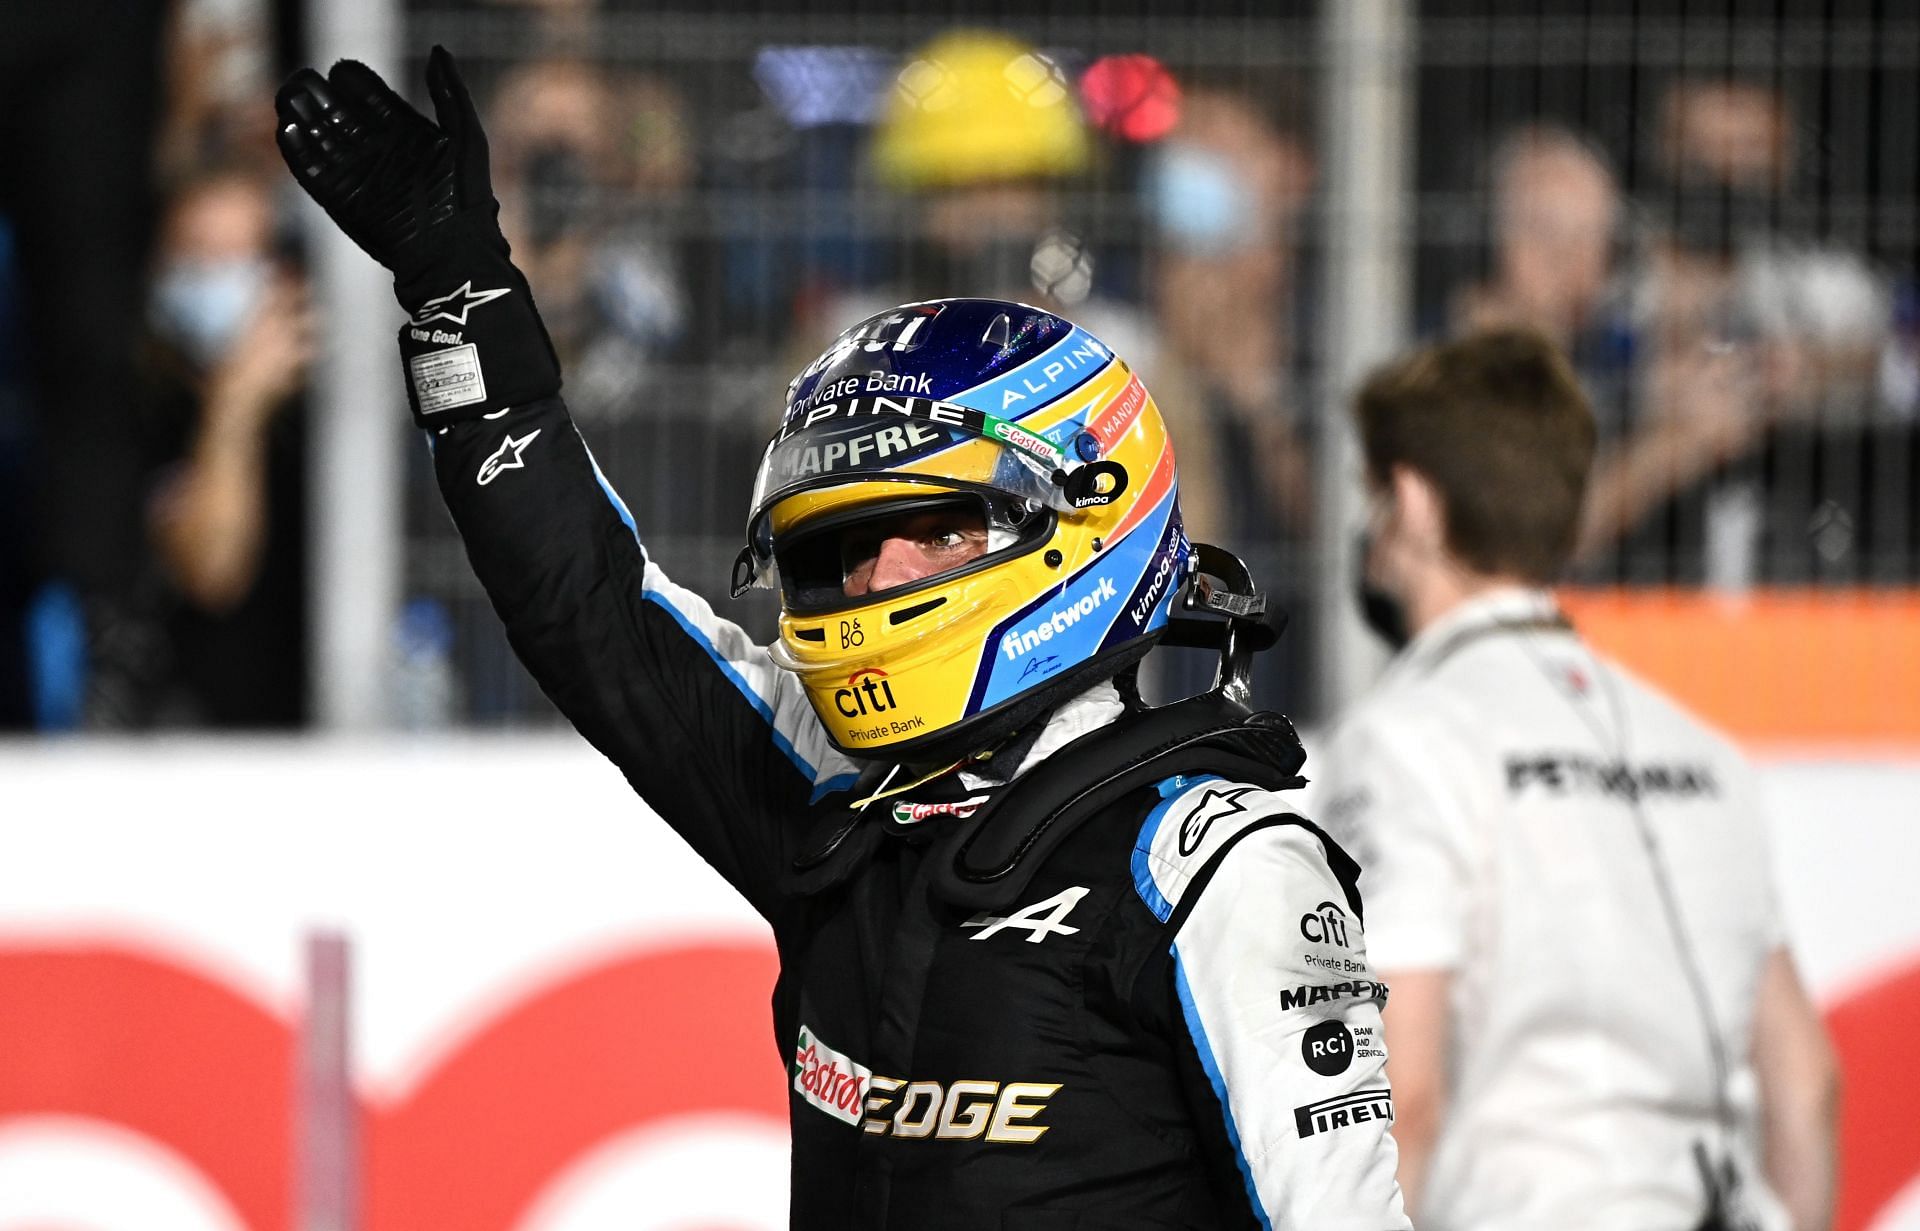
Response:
429,397,859,918
1134,776,1410,1230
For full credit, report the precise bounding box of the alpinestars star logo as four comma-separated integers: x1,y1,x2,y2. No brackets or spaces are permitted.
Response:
1177,785,1259,856
476,429,541,486
413,280,511,326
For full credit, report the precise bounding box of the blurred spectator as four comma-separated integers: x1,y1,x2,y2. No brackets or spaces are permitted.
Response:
807,31,1161,375
1145,76,1318,543
490,57,692,424
159,0,283,181
0,0,171,728
1578,75,1900,585
0,217,31,726
1140,75,1318,710
139,164,313,727
1453,125,1628,385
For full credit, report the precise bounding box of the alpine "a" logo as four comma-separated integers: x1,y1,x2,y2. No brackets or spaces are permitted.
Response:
962,886,1090,944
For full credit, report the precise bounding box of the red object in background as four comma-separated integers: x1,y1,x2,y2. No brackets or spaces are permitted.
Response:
0,941,786,1231
1830,961,1920,1231
1079,55,1181,143
2,940,1917,1229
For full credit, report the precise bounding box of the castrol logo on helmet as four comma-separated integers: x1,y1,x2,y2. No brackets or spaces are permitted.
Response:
793,1025,873,1126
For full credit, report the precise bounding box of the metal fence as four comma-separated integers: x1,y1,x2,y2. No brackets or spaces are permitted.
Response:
348,0,1918,734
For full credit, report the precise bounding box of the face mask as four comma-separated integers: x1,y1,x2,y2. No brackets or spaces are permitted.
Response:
1143,141,1256,257
525,142,593,248
1353,529,1411,651
150,258,270,368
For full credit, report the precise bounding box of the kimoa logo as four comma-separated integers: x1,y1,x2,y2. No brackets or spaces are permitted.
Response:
1130,541,1180,626
1000,577,1118,661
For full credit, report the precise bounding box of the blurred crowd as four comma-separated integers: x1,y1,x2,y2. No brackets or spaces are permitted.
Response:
1,0,1914,731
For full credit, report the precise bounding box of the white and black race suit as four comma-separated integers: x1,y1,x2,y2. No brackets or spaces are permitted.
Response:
1314,587,1791,1231
431,396,1410,1230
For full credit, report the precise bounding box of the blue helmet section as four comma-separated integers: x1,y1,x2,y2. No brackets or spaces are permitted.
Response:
783,299,1109,429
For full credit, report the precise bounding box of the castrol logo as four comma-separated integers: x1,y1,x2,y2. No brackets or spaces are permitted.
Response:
793,1025,873,1126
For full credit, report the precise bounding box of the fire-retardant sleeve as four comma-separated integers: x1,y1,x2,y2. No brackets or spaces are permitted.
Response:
429,397,860,916
1133,776,1411,1230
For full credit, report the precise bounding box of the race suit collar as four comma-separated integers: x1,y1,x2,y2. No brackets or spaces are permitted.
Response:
1390,586,1569,681
959,681,1126,791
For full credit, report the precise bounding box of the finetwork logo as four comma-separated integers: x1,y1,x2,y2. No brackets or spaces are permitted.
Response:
1000,577,1118,661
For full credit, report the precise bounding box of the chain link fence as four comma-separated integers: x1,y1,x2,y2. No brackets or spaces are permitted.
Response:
389,1,1919,739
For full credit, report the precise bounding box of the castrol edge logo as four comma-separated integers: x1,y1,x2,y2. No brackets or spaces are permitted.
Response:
793,1025,872,1126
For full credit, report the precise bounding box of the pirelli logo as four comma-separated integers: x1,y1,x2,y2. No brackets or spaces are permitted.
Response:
1294,1088,1395,1139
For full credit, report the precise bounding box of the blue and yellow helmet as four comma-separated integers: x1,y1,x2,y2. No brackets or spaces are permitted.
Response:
734,299,1191,760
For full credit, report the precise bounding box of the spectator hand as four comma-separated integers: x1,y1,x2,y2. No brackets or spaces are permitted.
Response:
1652,339,1766,466
274,47,560,424
205,277,315,430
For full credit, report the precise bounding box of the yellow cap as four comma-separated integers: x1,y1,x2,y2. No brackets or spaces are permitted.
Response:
874,30,1091,190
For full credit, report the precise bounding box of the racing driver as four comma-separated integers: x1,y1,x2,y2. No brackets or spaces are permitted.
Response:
276,49,1410,1229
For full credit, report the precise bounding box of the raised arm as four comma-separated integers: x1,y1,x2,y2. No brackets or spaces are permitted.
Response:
274,50,856,913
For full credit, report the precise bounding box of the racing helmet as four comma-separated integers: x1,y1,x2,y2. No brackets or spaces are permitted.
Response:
733,299,1191,761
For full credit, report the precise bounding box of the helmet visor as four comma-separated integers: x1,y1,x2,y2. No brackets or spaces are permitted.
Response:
765,490,1052,614
737,405,1070,598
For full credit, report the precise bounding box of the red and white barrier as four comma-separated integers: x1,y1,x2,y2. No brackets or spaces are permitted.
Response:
0,737,1914,1230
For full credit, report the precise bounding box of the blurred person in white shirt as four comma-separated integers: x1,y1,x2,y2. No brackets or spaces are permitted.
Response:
1314,329,1838,1231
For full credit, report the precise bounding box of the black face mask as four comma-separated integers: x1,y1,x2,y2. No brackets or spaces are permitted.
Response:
1354,529,1412,651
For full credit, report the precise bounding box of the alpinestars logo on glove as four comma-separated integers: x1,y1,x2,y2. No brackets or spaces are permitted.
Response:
412,280,511,326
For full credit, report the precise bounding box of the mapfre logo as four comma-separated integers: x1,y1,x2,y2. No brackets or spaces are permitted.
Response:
792,1025,872,1126
1300,900,1351,948
833,668,899,718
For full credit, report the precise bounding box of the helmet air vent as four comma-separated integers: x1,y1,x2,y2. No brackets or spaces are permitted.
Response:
982,313,1012,350
889,596,948,625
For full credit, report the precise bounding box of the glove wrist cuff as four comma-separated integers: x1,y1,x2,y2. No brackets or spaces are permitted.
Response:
393,240,561,427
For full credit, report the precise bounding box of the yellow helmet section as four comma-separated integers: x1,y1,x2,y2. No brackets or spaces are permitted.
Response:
768,357,1185,759
874,31,1091,190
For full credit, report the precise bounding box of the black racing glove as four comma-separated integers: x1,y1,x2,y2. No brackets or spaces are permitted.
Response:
274,46,561,425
